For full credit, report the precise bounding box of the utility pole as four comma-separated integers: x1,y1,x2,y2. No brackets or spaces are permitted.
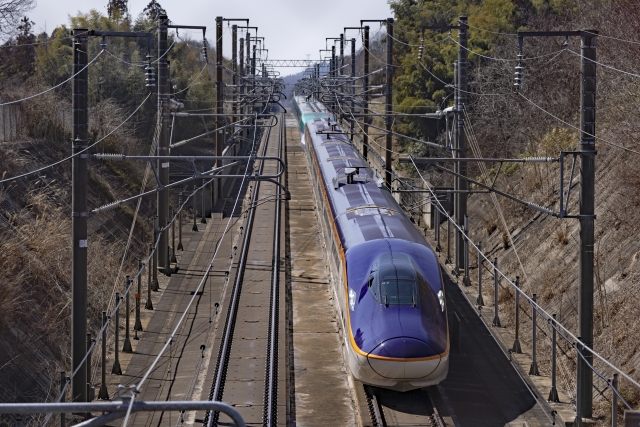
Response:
252,44,257,114
315,63,320,100
331,45,336,79
363,25,370,160
239,37,244,79
252,43,256,76
157,14,169,272
246,32,251,134
71,27,89,403
421,18,468,274
339,33,344,76
577,29,597,425
239,37,245,146
385,18,394,189
216,16,223,204
455,16,469,274
517,28,598,425
331,45,336,112
232,25,237,130
350,37,356,142
246,33,251,74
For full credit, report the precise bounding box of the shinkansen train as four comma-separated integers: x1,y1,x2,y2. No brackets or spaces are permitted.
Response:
291,95,333,144
292,95,449,391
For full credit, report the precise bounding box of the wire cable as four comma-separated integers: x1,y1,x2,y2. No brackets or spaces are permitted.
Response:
386,32,449,48
467,23,518,36
448,36,569,62
518,92,640,155
0,49,105,105
408,155,640,393
0,34,73,48
583,29,640,46
173,62,209,95
104,49,148,67
39,166,220,427
0,92,152,184
136,82,277,394
104,40,176,67
135,116,262,392
417,59,511,97
566,48,640,79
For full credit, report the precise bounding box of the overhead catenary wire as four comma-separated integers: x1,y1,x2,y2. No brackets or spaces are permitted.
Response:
457,107,582,399
140,75,278,396
173,62,209,95
386,32,449,48
565,48,640,79
0,92,152,184
321,19,640,407
448,36,570,62
39,169,224,427
0,49,105,105
417,59,511,97
332,77,599,412
0,33,74,48
321,47,640,397
461,106,527,282
518,92,640,155
407,156,640,394
135,116,261,394
583,29,640,46
466,23,518,36
103,37,178,67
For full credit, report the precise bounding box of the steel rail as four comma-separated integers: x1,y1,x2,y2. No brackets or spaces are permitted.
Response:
263,112,283,426
205,116,274,427
364,385,387,427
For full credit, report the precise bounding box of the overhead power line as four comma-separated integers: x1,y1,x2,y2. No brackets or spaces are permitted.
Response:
0,49,105,105
518,92,640,155
0,92,152,184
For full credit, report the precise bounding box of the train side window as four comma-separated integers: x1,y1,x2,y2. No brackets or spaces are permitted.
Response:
417,273,430,301
369,268,380,302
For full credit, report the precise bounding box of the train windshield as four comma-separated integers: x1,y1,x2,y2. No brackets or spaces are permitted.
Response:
370,253,422,306
380,279,415,305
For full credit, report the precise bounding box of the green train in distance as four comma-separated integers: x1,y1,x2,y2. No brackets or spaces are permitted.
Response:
292,95,334,144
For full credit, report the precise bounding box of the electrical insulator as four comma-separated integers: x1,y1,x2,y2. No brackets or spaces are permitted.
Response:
202,39,209,63
145,54,156,88
418,45,424,60
514,54,524,89
100,36,107,49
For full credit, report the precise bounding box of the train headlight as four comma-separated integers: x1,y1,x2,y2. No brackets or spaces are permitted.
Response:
349,288,356,311
438,290,445,312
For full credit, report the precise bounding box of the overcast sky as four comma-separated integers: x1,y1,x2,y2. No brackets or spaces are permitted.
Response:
28,0,394,76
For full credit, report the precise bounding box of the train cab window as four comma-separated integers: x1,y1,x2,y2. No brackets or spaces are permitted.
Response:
380,278,416,306
369,253,422,307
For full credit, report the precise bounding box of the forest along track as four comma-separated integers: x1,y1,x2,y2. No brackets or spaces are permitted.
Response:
201,114,286,427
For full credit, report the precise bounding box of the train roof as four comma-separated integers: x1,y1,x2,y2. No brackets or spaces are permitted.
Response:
306,118,426,252
293,96,329,115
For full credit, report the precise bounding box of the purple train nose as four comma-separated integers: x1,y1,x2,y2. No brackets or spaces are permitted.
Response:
367,337,441,380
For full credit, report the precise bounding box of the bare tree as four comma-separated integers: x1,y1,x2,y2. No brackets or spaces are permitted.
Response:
0,0,35,38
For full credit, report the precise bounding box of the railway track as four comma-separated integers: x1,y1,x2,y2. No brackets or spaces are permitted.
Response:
202,111,285,427
363,384,447,427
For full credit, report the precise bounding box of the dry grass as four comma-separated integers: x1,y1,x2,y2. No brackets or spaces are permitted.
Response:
0,88,150,420
555,224,569,245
